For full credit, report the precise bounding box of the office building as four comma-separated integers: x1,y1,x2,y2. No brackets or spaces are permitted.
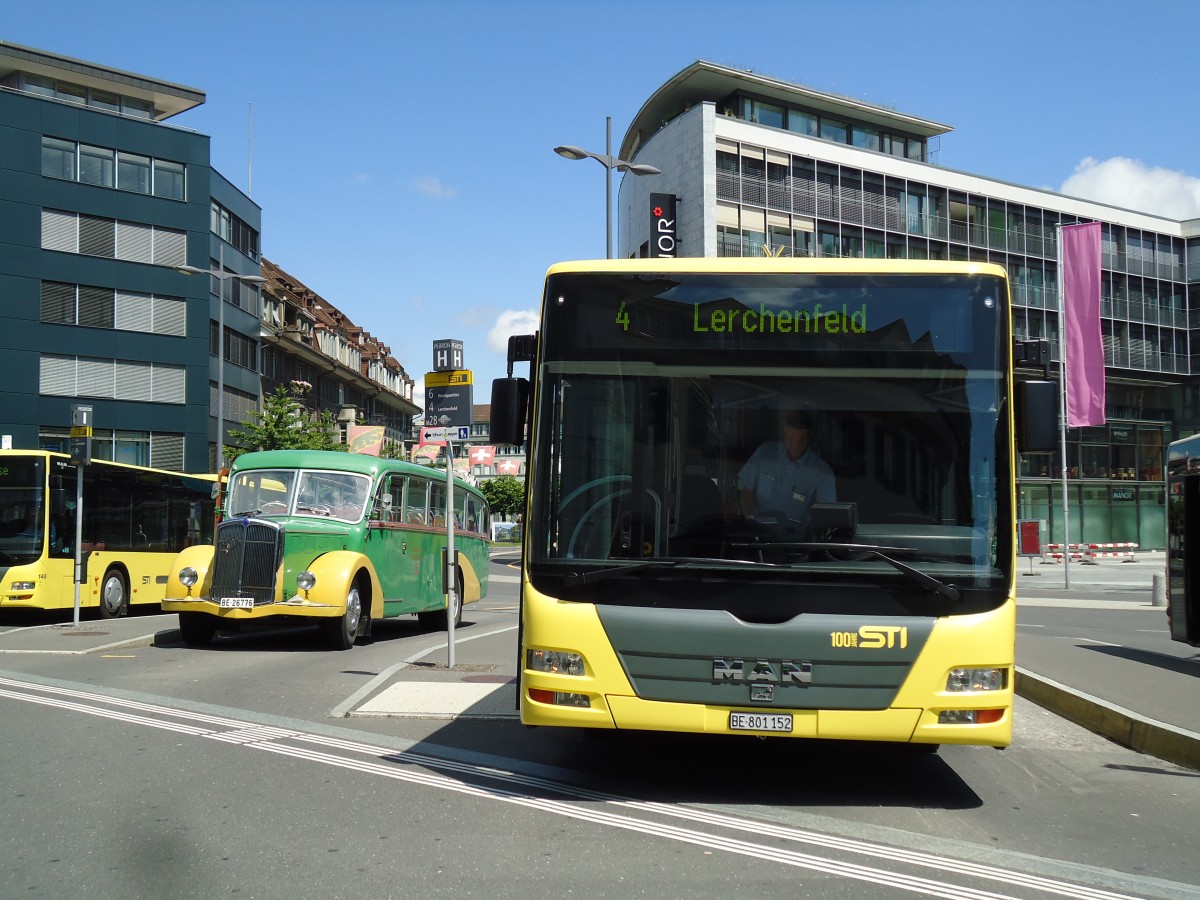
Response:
616,61,1200,549
0,41,261,472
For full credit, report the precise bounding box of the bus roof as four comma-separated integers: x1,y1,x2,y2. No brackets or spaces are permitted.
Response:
543,257,1009,280
0,448,218,481
230,450,485,496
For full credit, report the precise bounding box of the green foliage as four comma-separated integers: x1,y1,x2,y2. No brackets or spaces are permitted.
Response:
224,382,348,464
479,474,525,519
378,439,408,460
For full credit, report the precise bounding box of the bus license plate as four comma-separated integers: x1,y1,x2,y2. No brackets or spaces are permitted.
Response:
729,712,792,733
219,597,254,609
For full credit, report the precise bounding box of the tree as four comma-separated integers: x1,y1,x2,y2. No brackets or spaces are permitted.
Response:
224,381,347,464
479,475,525,519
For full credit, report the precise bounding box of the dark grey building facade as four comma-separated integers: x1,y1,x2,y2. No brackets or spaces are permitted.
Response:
0,41,260,473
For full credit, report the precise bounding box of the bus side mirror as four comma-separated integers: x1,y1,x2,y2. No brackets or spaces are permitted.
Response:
1015,380,1057,454
490,377,529,447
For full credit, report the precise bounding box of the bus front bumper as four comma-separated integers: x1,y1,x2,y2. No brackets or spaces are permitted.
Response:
162,596,343,621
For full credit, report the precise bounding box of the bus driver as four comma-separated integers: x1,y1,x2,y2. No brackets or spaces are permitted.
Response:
737,410,836,535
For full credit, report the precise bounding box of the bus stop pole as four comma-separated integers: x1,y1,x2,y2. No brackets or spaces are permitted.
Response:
445,440,457,668
72,465,83,626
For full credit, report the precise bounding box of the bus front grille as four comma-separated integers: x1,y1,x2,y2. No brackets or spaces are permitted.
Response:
211,519,281,605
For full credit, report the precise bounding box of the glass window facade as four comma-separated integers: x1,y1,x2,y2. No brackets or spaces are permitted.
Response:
706,133,1189,548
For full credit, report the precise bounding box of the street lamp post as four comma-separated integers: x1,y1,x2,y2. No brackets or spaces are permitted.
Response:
554,116,661,259
176,247,266,470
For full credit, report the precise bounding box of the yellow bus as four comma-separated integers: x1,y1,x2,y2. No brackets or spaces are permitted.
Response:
0,450,218,617
490,258,1056,749
1166,433,1200,647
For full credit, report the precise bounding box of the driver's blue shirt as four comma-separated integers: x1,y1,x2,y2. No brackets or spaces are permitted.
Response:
737,442,836,529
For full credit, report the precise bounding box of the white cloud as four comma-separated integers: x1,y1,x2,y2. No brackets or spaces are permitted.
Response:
412,176,456,199
488,309,539,353
1059,157,1200,219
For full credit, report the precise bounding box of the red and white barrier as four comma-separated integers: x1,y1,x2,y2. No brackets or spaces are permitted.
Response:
1044,542,1137,563
1084,542,1137,560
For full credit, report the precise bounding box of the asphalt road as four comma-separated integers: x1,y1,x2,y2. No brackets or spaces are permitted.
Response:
1,554,1199,898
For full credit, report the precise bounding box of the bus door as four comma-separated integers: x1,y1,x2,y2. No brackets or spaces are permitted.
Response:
368,473,422,610
1166,463,1200,646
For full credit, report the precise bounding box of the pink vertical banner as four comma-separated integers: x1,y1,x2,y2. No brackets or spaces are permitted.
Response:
1062,222,1105,427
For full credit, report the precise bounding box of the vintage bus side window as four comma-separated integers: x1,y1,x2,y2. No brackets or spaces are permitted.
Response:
406,478,429,525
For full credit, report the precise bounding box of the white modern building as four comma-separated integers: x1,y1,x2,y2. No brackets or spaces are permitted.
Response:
616,60,1200,549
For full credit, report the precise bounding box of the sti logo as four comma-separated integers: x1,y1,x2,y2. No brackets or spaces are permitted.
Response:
830,626,909,649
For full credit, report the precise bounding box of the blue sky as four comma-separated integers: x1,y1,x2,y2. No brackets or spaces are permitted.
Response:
8,0,1200,406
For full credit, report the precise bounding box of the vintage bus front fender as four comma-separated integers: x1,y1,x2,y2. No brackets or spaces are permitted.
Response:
295,551,383,620
162,545,216,602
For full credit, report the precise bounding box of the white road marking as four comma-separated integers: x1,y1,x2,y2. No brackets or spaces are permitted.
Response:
0,674,1153,900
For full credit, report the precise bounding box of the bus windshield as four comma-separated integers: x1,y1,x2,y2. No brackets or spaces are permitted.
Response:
0,456,46,565
529,271,1012,605
228,468,371,522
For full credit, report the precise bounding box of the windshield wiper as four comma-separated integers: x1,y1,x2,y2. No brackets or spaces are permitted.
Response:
231,509,261,518
563,555,782,586
564,559,679,586
728,541,961,602
864,548,961,603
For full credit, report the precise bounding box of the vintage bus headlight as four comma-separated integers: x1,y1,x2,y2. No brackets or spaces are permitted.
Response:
527,648,586,676
296,571,316,592
178,568,198,588
946,668,1006,692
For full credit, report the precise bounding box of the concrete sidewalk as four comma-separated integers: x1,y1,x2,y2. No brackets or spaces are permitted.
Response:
1015,552,1200,771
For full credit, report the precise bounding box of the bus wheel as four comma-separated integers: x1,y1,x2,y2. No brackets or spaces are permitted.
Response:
98,568,129,618
323,583,362,651
418,574,463,631
178,612,217,648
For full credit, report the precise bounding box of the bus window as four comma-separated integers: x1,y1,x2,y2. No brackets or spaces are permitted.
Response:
406,478,429,525
429,482,447,527
375,474,405,522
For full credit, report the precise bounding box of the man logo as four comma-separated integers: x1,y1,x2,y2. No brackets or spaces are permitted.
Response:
712,658,812,684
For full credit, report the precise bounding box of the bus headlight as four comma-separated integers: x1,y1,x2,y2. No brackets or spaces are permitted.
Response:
296,571,316,592
527,648,586,676
946,668,1006,692
178,568,198,588
10,581,36,591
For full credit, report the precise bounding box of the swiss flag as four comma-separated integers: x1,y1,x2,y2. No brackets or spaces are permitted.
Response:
469,446,495,466
498,459,521,475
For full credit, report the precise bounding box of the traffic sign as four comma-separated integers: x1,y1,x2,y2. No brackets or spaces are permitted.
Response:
421,426,470,441
426,369,473,387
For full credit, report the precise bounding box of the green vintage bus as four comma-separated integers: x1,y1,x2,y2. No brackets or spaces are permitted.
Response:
162,450,491,650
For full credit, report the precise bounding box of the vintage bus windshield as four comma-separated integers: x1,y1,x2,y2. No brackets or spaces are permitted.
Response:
228,468,371,523
529,271,1011,605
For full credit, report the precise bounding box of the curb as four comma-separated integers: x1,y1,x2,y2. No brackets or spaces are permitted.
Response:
1015,668,1200,771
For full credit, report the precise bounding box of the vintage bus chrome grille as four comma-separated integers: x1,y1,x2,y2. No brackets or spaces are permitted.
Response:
211,519,282,606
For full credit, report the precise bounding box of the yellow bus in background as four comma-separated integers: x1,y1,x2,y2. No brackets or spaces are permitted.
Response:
489,258,1056,750
0,450,217,617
